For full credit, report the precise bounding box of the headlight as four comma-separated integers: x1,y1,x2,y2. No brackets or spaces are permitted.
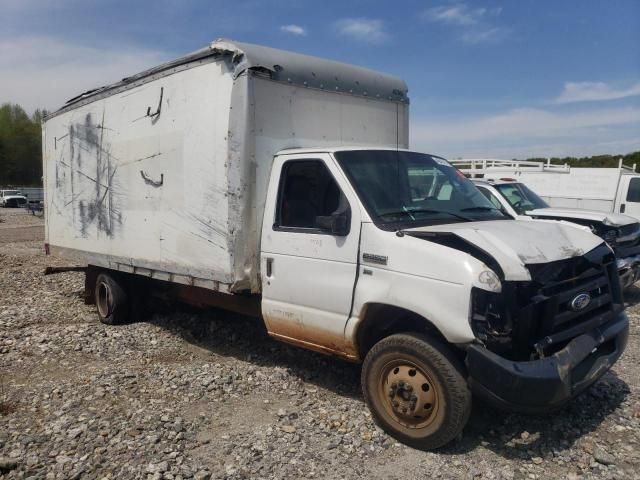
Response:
476,270,502,293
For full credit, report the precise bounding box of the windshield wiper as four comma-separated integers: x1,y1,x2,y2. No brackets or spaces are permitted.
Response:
379,208,473,222
460,206,500,212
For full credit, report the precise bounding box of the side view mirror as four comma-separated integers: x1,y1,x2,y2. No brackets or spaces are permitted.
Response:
315,211,350,236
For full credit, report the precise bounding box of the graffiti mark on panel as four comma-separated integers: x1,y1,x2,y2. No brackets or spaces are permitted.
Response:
57,111,123,238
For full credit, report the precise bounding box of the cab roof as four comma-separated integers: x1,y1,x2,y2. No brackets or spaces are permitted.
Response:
276,146,440,156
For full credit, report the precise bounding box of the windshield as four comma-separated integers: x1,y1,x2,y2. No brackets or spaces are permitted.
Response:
334,150,507,228
495,183,549,214
2,191,19,196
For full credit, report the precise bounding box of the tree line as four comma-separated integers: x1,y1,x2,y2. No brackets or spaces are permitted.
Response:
1,101,639,186
0,104,48,186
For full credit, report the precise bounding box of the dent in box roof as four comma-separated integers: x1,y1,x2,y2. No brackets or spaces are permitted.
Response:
49,38,409,119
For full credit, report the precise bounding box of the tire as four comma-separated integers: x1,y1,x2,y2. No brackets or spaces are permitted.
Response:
95,272,129,325
361,333,471,450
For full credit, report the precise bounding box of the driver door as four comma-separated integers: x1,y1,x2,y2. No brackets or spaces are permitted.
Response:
260,153,361,355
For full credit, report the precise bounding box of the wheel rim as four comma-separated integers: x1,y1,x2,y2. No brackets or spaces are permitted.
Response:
378,360,439,430
96,282,112,318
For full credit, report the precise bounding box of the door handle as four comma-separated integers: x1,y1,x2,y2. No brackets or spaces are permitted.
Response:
266,258,273,277
621,204,626,213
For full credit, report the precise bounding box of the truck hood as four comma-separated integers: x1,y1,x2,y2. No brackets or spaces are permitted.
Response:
405,220,605,281
526,207,636,227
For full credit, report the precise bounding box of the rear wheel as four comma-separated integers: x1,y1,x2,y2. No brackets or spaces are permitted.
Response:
362,333,471,450
95,272,129,325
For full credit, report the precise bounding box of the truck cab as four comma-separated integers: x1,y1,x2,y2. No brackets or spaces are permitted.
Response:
258,148,628,448
474,178,640,288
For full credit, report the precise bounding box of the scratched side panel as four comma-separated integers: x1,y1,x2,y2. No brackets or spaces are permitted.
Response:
43,61,236,284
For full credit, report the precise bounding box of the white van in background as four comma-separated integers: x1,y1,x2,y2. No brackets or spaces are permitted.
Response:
451,158,640,219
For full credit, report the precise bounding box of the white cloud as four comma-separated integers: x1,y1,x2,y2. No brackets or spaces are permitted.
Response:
460,27,509,44
412,106,640,158
423,4,507,45
423,4,487,25
556,81,640,103
280,24,307,36
335,18,389,45
0,36,171,113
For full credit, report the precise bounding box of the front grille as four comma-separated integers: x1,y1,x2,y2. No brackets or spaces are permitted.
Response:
470,245,623,361
523,245,623,356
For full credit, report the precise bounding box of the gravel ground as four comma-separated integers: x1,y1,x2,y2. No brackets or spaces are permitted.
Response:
1,208,639,479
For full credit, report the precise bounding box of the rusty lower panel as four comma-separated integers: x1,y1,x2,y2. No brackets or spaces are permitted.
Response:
268,331,360,362
263,310,360,362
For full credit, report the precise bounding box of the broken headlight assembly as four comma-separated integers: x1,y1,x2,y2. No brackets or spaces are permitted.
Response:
469,287,513,354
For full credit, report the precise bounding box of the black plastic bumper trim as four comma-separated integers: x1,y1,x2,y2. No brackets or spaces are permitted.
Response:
466,313,629,413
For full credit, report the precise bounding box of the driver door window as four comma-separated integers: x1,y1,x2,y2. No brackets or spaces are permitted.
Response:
275,160,349,233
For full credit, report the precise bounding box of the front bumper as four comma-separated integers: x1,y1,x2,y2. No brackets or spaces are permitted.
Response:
466,313,628,413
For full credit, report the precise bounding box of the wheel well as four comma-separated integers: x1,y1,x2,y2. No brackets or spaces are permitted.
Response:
84,266,100,305
356,304,449,358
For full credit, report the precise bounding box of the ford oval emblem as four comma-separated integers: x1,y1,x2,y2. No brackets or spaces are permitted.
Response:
570,293,591,312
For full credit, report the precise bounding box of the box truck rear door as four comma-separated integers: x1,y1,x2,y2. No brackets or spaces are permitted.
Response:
260,153,361,355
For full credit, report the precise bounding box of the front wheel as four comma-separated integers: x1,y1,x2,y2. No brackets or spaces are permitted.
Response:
361,333,471,450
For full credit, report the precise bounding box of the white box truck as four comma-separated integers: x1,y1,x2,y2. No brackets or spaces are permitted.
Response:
43,39,629,450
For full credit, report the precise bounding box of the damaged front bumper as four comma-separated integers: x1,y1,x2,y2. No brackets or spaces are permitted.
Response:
466,312,628,413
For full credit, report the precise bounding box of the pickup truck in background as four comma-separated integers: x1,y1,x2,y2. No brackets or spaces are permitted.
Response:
43,39,629,450
467,177,640,289
0,189,28,208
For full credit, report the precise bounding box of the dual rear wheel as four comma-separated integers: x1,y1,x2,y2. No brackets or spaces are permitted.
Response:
94,272,130,325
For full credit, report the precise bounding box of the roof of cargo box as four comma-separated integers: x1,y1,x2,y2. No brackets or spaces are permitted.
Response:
49,39,409,118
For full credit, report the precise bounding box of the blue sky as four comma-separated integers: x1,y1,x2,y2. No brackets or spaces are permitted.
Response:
1,0,639,158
